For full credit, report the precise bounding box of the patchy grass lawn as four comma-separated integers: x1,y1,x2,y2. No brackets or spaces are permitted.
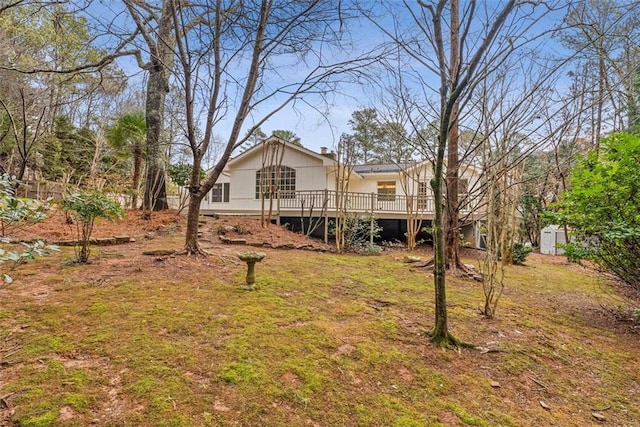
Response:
0,238,638,426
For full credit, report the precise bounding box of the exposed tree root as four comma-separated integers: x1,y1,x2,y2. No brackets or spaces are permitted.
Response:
178,246,210,257
415,257,435,269
428,329,474,349
414,257,482,282
457,263,483,282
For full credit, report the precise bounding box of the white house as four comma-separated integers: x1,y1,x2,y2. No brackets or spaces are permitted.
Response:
201,136,485,246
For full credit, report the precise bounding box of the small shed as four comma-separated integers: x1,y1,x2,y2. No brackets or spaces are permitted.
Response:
540,225,569,255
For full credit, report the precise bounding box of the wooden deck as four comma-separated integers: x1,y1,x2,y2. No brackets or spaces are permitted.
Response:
204,189,483,221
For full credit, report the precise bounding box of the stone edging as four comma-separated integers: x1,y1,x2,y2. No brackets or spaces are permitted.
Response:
7,233,156,247
218,236,328,252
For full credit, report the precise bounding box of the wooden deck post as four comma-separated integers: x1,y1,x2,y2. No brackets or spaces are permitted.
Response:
324,189,329,243
370,192,375,244
276,192,281,226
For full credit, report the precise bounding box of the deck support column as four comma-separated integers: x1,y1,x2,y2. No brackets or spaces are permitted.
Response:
370,192,375,244
324,189,329,243
276,193,281,226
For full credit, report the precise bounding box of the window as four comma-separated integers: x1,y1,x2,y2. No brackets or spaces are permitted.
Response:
417,181,430,210
211,183,230,203
255,166,296,199
377,181,396,201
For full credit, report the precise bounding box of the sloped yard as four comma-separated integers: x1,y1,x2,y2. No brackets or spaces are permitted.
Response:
0,213,638,426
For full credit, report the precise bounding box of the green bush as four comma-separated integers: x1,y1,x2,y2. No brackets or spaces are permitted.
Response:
558,242,592,264
355,241,383,255
0,175,57,284
0,176,47,237
62,192,123,263
547,132,640,289
511,242,533,265
329,214,383,255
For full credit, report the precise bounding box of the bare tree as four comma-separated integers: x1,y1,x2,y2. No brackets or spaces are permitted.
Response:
444,0,461,273
161,0,379,254
370,0,565,346
561,1,640,150
334,133,359,253
0,89,48,180
399,161,428,251
258,138,285,228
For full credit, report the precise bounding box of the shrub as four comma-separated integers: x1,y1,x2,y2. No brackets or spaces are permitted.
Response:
0,175,47,237
511,243,533,265
558,242,592,264
0,175,57,284
62,192,123,263
353,241,383,255
330,214,382,255
0,240,58,285
547,132,640,289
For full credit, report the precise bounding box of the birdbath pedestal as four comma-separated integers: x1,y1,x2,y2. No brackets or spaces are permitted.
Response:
237,252,266,290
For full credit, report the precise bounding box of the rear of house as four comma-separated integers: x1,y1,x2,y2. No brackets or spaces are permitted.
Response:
200,137,485,247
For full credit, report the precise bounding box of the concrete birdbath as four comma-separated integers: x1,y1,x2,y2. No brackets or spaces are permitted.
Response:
237,252,266,290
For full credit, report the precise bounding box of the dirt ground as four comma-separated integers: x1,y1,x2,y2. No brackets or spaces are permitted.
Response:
12,209,182,241
11,209,330,251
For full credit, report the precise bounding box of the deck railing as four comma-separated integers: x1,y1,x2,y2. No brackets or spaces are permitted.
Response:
278,190,438,215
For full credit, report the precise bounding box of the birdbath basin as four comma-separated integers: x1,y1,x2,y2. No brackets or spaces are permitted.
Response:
237,252,266,290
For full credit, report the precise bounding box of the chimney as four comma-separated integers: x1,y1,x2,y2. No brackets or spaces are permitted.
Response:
319,147,336,160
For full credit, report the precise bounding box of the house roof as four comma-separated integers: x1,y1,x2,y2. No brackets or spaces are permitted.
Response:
226,136,337,168
352,164,405,174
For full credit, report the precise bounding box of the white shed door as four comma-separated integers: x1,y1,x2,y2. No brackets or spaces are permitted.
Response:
541,231,554,255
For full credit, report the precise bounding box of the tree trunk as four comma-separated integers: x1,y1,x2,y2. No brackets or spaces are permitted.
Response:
431,172,449,342
142,61,169,214
594,54,604,153
445,0,460,272
16,158,26,182
142,0,173,215
131,143,143,208
184,190,203,254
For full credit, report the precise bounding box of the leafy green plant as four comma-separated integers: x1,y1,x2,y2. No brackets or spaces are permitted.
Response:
0,176,47,237
0,240,58,285
167,163,206,213
558,242,592,264
0,175,57,284
358,242,383,255
62,192,123,263
547,132,640,289
511,243,533,265
329,214,382,255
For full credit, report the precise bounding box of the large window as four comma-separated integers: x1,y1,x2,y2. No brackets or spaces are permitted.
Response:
417,181,430,210
377,181,396,201
211,183,230,203
255,166,296,199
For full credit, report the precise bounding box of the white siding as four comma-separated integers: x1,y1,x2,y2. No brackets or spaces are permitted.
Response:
202,145,331,212
349,173,401,195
